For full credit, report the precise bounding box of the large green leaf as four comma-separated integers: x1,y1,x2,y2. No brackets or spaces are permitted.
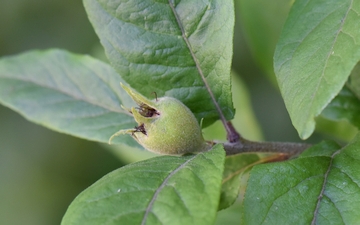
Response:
61,144,225,225
238,0,293,83
274,0,360,139
84,0,235,126
243,137,360,224
0,49,139,146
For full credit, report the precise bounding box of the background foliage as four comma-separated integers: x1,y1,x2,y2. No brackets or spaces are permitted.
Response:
0,0,344,224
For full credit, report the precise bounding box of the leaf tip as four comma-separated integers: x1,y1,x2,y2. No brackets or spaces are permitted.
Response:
298,120,315,140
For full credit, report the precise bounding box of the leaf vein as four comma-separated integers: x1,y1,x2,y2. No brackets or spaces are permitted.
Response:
278,1,348,90
0,76,126,114
260,173,324,225
106,6,180,37
323,193,345,224
167,0,230,132
311,149,342,224
140,154,197,225
81,62,126,108
306,0,353,122
187,3,209,39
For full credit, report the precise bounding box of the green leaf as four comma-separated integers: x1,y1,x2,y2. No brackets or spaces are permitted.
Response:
274,0,360,139
238,0,293,83
322,86,360,129
216,199,243,225
347,61,360,99
0,49,139,146
315,116,357,142
203,72,263,142
243,137,360,224
84,0,235,126
219,153,288,210
61,144,225,225
219,154,260,210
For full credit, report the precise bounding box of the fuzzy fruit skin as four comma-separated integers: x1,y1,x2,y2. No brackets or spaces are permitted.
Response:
109,83,210,155
133,97,208,155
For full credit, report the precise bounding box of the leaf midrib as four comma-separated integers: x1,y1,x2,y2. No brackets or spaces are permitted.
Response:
0,76,127,114
304,0,353,126
167,0,229,126
311,150,341,224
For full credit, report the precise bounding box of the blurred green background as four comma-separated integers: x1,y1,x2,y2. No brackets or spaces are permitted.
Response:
0,0,315,224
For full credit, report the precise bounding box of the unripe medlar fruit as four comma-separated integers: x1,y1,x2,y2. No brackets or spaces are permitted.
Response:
109,83,210,155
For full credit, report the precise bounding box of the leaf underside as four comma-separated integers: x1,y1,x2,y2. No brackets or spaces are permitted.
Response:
84,0,235,126
0,49,139,146
219,153,286,211
244,137,360,224
274,0,360,139
61,144,225,225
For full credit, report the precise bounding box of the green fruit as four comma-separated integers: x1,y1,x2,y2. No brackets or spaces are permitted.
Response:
109,83,210,155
